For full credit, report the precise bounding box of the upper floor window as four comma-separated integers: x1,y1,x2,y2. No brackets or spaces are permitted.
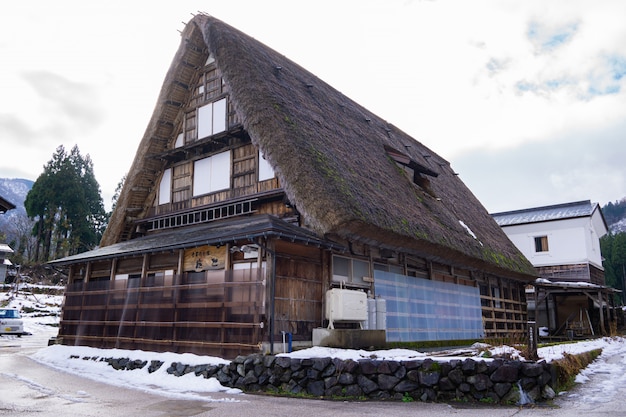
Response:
258,152,275,181
193,151,231,196
158,168,172,205
197,98,226,139
534,236,549,252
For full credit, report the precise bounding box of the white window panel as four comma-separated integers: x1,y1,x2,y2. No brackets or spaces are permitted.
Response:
193,151,231,196
209,150,231,191
197,103,213,139
197,98,227,139
175,133,184,148
213,98,226,134
193,157,212,196
258,152,275,181
158,168,171,205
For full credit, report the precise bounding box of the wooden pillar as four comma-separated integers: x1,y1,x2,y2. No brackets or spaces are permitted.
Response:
109,259,117,281
598,290,606,336
173,249,185,350
533,284,538,328
84,261,92,283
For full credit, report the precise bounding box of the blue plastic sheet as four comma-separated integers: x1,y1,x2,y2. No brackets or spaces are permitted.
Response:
374,271,483,342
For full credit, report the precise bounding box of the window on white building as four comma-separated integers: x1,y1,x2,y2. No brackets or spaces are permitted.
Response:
193,151,231,196
534,236,549,252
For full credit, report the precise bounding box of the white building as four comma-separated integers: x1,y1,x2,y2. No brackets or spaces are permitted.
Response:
492,200,614,337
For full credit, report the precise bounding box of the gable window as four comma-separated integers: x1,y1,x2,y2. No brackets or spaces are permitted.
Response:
197,98,227,139
534,236,549,252
258,152,275,181
193,151,231,196
158,168,172,205
174,133,184,148
332,255,370,287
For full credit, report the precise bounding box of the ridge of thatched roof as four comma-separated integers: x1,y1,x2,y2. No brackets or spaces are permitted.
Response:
102,13,535,279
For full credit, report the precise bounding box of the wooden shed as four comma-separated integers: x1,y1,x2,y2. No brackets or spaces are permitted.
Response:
50,13,536,358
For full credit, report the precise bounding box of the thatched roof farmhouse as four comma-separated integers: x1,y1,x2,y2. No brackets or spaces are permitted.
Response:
51,13,535,357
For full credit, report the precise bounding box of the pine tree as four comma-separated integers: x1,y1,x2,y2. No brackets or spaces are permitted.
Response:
24,145,106,261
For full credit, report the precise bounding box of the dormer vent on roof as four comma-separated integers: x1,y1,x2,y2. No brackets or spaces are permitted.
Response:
385,144,438,197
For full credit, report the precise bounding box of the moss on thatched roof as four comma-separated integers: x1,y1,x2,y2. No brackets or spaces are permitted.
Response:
103,13,535,280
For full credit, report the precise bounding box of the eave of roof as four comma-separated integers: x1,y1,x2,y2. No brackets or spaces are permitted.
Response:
492,200,596,227
0,196,16,213
51,215,343,266
533,278,620,293
0,243,14,254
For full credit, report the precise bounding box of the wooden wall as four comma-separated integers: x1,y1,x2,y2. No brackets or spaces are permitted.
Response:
273,241,326,343
60,248,267,359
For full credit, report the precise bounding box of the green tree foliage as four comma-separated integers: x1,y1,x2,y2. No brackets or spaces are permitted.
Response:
600,232,626,304
24,145,106,262
108,174,126,219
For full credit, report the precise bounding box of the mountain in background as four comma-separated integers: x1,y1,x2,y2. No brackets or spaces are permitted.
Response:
603,198,626,234
0,177,33,231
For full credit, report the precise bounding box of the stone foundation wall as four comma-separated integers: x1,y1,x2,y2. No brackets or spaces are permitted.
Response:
222,355,555,404
102,353,556,404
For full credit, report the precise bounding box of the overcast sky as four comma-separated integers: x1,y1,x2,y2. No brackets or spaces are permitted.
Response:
1,0,625,213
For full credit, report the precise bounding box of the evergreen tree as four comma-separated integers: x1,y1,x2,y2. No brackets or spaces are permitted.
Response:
106,174,126,223
601,232,626,304
24,145,106,261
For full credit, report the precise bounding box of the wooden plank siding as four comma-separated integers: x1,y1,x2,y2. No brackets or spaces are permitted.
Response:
60,267,266,358
273,241,326,342
152,143,283,218
59,242,529,357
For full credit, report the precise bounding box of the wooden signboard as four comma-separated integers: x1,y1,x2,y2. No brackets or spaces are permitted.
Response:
183,245,226,272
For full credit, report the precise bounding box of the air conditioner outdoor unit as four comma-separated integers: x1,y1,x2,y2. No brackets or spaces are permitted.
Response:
325,288,367,329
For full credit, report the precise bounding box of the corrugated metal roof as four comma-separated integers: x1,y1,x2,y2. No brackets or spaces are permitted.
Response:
49,214,343,266
491,200,595,227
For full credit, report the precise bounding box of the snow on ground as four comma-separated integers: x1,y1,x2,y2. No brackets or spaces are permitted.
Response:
33,345,243,401
1,283,63,333
26,335,626,403
3,286,626,402
277,337,623,364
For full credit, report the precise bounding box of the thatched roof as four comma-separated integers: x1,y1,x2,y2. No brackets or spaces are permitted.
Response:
102,13,535,280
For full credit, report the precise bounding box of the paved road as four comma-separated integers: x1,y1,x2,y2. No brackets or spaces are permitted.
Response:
1,330,624,417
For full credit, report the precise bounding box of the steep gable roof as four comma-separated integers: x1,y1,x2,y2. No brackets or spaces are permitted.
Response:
102,13,535,280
